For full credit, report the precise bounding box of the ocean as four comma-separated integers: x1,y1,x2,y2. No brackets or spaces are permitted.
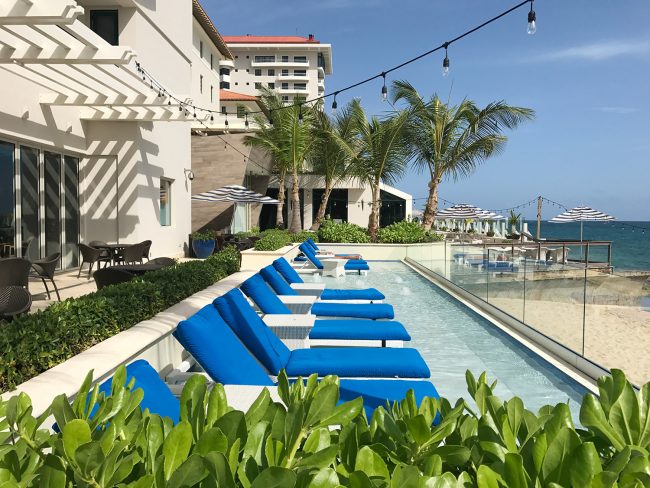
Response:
525,220,650,271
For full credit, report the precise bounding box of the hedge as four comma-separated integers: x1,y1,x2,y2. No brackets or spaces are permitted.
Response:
2,367,649,486
378,220,444,244
253,230,318,251
0,246,241,392
318,220,370,243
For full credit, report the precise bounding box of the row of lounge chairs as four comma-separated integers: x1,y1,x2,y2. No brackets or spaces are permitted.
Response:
85,240,440,423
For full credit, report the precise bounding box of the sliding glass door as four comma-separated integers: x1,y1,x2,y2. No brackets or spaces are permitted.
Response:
0,142,15,258
63,156,80,268
44,152,62,258
20,147,40,261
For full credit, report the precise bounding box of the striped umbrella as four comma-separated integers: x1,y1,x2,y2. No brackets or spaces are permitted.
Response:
192,185,279,204
435,203,504,220
549,205,615,241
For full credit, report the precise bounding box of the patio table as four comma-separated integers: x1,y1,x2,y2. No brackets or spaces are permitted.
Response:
94,243,134,264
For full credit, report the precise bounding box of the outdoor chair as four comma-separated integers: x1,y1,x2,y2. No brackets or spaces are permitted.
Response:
141,240,152,262
0,257,31,288
78,244,111,278
31,253,61,301
89,240,112,262
21,237,36,262
122,242,147,265
93,268,136,290
149,257,176,267
0,285,32,321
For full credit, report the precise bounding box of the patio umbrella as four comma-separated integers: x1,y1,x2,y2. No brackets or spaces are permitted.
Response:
434,203,504,220
549,205,615,242
192,185,279,232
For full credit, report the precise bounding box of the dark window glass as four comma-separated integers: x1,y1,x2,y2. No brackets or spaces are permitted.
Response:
294,83,306,90
295,69,306,76
294,56,307,63
281,55,289,62
44,151,61,257
210,86,213,103
64,156,79,267
221,106,227,114
0,141,15,257
268,69,275,76
254,69,262,76
20,146,39,260
220,81,230,89
220,67,230,76
281,82,288,89
281,69,289,76
210,54,213,69
254,82,262,89
268,82,275,89
237,106,246,118
254,55,275,63
313,189,348,223
90,10,119,46
199,41,203,58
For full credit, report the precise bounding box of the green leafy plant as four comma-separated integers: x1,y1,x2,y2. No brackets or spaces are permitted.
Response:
254,232,292,251
318,219,370,243
2,367,648,486
0,248,241,392
378,220,428,243
191,229,217,242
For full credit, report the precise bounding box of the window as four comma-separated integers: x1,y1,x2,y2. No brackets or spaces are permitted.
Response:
90,10,119,46
254,55,275,63
318,52,325,68
268,82,275,89
210,85,213,103
20,146,39,261
281,95,289,103
281,69,289,77
63,156,80,267
294,83,306,90
294,69,306,77
254,68,262,76
294,56,307,63
254,82,262,89
246,69,249,73
236,106,246,119
220,81,230,89
268,69,275,76
281,55,289,62
44,151,61,257
159,179,172,226
221,106,227,114
234,82,238,85
0,141,15,257
281,82,289,89
220,67,230,76
199,75,203,93
210,54,213,70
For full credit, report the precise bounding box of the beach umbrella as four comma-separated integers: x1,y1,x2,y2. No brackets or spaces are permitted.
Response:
192,185,279,232
434,203,504,220
549,205,615,241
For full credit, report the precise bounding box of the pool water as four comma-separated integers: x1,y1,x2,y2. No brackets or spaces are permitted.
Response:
305,261,589,419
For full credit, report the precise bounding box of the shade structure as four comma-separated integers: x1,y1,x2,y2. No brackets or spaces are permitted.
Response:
435,203,504,220
192,185,279,233
549,205,615,242
191,185,280,204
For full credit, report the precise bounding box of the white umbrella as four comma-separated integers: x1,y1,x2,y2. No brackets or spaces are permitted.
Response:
549,205,615,242
435,203,504,220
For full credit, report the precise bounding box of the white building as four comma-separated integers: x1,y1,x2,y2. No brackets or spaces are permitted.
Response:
222,35,332,105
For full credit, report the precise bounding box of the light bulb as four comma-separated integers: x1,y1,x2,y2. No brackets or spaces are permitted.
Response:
442,56,450,77
331,98,338,115
381,84,387,101
527,10,536,35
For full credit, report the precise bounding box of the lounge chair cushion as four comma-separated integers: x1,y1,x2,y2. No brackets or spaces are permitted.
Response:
311,302,394,319
215,289,291,375
298,243,324,269
273,257,305,284
260,265,297,296
306,238,319,251
311,319,410,341
285,348,430,378
344,261,370,271
240,274,292,314
338,379,439,418
320,288,385,301
99,359,181,423
174,306,274,386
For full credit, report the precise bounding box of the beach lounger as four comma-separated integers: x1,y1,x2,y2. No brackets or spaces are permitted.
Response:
297,243,369,274
241,274,394,319
208,289,429,378
305,238,363,260
260,263,385,301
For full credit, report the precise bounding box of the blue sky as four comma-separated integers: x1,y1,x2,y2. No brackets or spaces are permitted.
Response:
205,0,650,220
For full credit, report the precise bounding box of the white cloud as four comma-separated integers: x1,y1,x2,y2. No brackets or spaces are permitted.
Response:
536,39,650,62
596,107,638,114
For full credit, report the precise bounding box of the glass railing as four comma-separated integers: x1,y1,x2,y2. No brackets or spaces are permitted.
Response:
406,240,649,386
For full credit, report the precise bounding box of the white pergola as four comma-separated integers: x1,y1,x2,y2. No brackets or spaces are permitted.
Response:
0,0,189,122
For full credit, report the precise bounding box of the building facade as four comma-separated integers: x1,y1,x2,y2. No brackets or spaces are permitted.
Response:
222,35,332,105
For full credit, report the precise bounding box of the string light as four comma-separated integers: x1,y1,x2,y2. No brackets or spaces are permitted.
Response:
527,0,537,35
381,72,388,101
244,113,249,130
210,114,214,123
331,93,338,115
442,43,450,77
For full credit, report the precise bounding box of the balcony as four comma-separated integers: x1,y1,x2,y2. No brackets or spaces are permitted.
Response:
317,66,325,78
279,86,309,95
251,59,309,68
277,73,309,81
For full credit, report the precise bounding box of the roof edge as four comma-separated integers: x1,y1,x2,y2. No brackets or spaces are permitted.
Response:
192,0,233,60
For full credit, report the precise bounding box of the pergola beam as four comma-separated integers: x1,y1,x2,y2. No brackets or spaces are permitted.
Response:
79,106,191,122
0,0,83,25
40,92,172,107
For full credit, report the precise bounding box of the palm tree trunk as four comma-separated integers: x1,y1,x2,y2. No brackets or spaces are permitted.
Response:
367,182,381,242
421,177,441,231
288,170,302,233
276,181,286,229
310,185,333,231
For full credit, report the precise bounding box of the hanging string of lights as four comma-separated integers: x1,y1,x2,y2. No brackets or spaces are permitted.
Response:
134,0,536,121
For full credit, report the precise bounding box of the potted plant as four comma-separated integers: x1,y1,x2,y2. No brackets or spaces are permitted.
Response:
508,210,521,236
191,229,217,259
486,219,495,237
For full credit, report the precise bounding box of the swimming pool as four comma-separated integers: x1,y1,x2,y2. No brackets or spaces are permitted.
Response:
305,261,589,418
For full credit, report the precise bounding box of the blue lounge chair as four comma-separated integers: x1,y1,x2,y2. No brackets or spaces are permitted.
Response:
305,238,362,259
174,303,436,415
210,289,429,378
298,243,369,273
260,263,385,301
241,274,395,320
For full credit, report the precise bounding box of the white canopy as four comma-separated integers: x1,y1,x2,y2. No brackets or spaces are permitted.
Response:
192,185,279,204
435,203,504,220
549,205,615,241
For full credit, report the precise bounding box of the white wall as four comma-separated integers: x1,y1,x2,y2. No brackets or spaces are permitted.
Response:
191,17,224,113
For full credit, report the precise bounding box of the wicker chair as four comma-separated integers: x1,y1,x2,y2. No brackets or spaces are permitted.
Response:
141,240,152,262
149,257,176,267
0,257,31,288
31,253,61,301
0,285,32,320
89,240,112,262
78,244,111,278
122,242,147,264
93,268,136,290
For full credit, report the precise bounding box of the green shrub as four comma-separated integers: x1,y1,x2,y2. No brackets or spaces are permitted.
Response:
378,220,428,243
290,230,318,243
234,227,260,239
254,232,291,251
0,249,241,392
318,220,370,243
2,367,649,486
191,228,217,241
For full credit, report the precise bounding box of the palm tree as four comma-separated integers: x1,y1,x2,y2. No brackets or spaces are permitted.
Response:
246,90,315,232
392,80,535,230
307,102,357,230
349,101,410,241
